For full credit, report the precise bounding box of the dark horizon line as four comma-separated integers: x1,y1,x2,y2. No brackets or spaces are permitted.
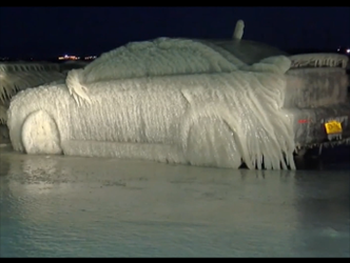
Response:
1,41,349,59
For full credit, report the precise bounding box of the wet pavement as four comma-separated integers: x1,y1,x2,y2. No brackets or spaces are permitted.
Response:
0,145,349,257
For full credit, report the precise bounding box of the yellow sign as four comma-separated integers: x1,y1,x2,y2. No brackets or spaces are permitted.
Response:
324,121,342,134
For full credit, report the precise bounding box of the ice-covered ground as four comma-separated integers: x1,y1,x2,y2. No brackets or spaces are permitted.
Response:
0,146,349,257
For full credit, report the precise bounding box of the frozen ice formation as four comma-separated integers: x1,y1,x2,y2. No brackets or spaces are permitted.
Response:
7,36,298,170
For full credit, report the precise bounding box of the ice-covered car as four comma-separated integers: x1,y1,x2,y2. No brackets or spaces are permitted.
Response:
6,22,350,170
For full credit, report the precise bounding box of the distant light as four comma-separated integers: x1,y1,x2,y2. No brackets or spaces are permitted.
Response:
347,49,350,54
58,55,79,60
337,48,340,51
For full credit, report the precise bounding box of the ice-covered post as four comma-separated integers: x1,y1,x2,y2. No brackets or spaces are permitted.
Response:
233,20,244,40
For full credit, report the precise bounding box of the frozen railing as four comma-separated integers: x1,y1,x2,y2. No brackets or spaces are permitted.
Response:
0,62,65,124
0,62,64,103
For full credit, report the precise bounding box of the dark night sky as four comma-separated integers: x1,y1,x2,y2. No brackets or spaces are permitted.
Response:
0,7,349,58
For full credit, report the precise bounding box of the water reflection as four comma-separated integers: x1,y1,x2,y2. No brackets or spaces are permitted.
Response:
293,171,350,257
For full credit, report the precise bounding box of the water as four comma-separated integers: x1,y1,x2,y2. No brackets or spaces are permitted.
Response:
0,145,349,257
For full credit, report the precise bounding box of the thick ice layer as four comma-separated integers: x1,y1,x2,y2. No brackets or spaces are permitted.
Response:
284,68,349,108
65,38,245,105
0,63,65,104
289,53,348,69
8,66,296,170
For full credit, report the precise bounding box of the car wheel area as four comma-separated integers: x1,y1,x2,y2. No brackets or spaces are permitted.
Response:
21,110,62,155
